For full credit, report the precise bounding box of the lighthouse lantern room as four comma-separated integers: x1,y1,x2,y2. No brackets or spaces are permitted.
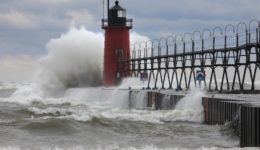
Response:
102,0,133,86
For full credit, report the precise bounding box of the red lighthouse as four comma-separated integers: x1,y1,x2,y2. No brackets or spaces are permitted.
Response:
102,0,133,86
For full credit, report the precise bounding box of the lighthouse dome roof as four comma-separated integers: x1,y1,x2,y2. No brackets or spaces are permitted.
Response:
111,1,125,10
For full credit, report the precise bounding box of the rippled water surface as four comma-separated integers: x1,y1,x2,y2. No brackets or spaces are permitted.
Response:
0,83,245,150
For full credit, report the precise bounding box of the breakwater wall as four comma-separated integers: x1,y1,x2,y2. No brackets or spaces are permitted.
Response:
202,97,260,147
129,90,184,110
129,90,260,147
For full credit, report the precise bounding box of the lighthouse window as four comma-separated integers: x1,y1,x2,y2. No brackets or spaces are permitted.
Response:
117,10,125,18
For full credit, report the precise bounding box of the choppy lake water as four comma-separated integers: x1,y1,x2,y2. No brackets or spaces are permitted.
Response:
0,82,250,150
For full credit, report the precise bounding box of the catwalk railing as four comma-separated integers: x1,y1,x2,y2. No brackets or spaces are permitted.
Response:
117,19,260,91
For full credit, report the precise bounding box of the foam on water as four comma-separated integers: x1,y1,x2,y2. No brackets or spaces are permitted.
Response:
0,71,206,124
168,89,205,122
118,77,149,89
0,71,240,148
6,83,204,124
0,145,258,150
0,82,29,90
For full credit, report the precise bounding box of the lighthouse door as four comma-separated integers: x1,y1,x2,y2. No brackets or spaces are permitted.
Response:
115,48,124,84
116,48,124,60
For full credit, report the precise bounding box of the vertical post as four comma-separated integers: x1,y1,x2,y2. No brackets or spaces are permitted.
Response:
183,42,186,54
257,108,260,147
246,30,248,44
256,28,260,64
107,0,110,18
225,35,227,49
248,31,251,44
259,24,260,43
158,45,161,56
213,37,215,50
174,43,177,55
257,28,259,44
201,39,204,68
144,44,147,74
192,40,195,67
152,47,154,57
192,40,195,53
202,39,204,51
236,33,239,48
258,21,260,43
166,44,169,56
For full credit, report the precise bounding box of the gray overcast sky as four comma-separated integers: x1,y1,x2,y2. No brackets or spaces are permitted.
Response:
1,0,260,56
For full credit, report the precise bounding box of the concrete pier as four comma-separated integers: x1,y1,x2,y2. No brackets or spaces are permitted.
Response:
129,90,260,147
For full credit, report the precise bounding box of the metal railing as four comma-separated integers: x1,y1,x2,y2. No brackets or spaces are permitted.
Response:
102,19,133,29
117,19,260,92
